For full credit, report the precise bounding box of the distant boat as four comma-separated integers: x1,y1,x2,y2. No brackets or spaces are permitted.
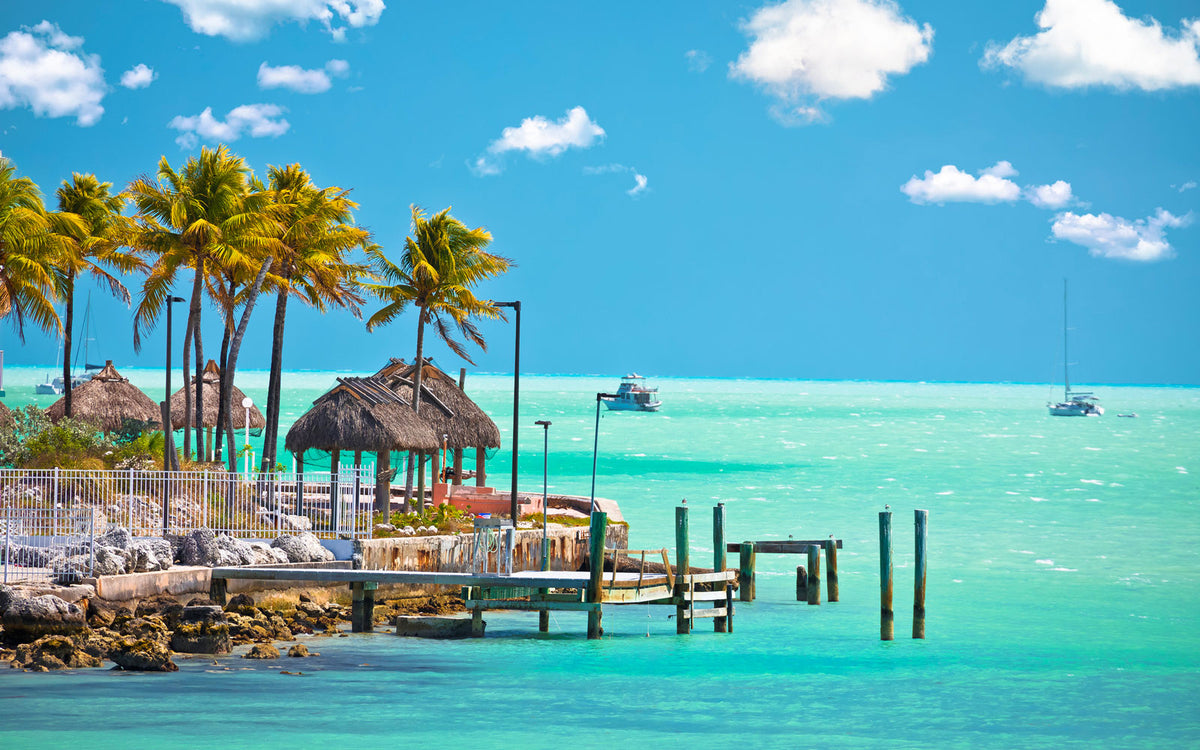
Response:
35,295,102,396
602,373,662,412
1048,280,1103,417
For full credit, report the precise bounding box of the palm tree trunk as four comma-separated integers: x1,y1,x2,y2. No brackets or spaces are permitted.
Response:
262,285,289,472
213,318,231,462
185,264,204,460
62,272,75,418
223,258,273,473
194,261,205,460
374,450,391,516
404,310,426,506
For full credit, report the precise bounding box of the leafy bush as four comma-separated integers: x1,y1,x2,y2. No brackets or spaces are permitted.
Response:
0,404,168,470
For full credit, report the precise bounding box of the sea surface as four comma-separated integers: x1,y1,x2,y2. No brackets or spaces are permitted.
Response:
1,368,1198,748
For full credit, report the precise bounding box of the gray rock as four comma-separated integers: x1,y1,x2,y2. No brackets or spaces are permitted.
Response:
109,638,178,672
394,615,476,639
270,532,333,563
169,605,231,654
244,643,280,659
178,528,220,567
1,594,87,644
260,511,313,531
97,527,133,551
215,534,257,566
129,539,173,572
92,545,127,576
248,542,289,565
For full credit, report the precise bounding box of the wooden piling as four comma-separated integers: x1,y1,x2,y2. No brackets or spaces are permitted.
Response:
880,510,894,641
796,565,807,601
675,505,691,634
806,544,821,605
209,576,227,606
825,538,839,602
914,509,927,639
586,511,608,639
725,583,735,632
713,504,727,632
470,587,486,638
738,541,756,602
350,582,365,632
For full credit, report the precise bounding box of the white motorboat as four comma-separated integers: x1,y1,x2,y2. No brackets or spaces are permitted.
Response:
602,373,662,412
1048,280,1103,417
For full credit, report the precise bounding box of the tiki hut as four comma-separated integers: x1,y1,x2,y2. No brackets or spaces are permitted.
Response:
285,377,440,512
373,358,502,488
169,359,265,430
45,361,161,432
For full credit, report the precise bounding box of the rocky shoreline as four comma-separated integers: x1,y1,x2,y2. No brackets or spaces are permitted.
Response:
1,581,466,672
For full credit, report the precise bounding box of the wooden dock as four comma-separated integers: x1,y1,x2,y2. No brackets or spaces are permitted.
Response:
209,505,841,639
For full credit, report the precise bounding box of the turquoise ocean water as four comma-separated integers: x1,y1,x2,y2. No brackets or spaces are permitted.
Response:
1,367,1198,748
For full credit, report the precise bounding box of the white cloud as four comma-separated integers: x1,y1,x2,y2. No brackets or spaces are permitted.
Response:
901,162,1022,204
474,106,605,175
627,173,649,197
583,163,649,198
161,0,385,42
1177,180,1197,193
0,21,105,126
120,63,156,89
686,49,712,72
257,60,348,93
1027,180,1074,209
1051,208,1190,261
982,0,1200,91
730,0,933,123
169,103,289,148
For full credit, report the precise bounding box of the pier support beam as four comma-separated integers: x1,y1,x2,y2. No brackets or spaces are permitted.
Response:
350,581,377,632
880,510,894,641
586,511,608,639
914,509,927,639
209,576,227,606
826,538,839,602
796,566,807,601
739,542,756,602
675,505,690,635
806,544,821,605
713,503,727,633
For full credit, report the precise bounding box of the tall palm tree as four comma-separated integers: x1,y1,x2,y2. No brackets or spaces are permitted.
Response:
257,165,370,471
127,145,278,460
366,205,512,504
0,158,62,342
53,174,143,417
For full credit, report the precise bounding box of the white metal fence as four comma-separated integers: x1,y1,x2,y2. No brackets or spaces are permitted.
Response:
1,506,95,584
0,467,377,541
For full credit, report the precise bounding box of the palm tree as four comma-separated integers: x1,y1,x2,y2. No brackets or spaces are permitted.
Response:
259,164,371,472
0,158,62,342
127,145,278,460
53,174,143,417
366,205,512,505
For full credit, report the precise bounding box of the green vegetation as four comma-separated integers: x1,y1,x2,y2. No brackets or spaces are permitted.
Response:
0,405,164,470
372,502,475,537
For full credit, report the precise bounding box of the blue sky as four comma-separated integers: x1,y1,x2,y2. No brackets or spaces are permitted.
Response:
1,0,1197,385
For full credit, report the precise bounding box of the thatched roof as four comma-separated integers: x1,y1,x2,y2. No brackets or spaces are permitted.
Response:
168,359,264,430
284,377,439,455
373,358,502,450
45,361,161,432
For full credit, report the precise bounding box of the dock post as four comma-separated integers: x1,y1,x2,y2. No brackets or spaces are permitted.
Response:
725,583,734,632
880,510,894,641
363,582,377,632
806,544,821,605
796,566,807,601
675,505,691,635
738,542,756,602
713,503,727,632
209,575,227,606
471,587,486,638
825,538,839,602
586,511,608,639
350,582,365,632
914,509,927,639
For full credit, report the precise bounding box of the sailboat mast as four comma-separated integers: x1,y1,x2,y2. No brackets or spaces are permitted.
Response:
1063,278,1070,400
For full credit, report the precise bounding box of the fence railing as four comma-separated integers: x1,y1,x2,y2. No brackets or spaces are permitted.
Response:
1,506,95,584
0,467,376,541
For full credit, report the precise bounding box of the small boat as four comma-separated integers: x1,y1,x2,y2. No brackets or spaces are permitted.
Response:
602,373,662,412
36,296,102,396
1048,279,1103,417
35,373,87,396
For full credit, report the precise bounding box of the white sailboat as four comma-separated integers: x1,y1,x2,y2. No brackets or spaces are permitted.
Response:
1048,280,1103,417
34,296,102,396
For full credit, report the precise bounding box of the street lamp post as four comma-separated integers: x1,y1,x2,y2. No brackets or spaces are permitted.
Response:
534,420,551,570
241,396,253,479
493,301,521,522
591,393,619,515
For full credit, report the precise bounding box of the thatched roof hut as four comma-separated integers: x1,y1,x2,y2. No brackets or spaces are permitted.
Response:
45,361,161,432
284,376,439,456
373,359,501,450
169,359,264,430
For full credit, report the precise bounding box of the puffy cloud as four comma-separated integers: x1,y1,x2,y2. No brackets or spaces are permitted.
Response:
120,63,156,89
730,0,933,123
686,49,712,73
901,162,1022,204
1177,180,1197,193
257,60,349,93
627,173,649,197
0,21,105,126
1051,208,1190,261
474,106,605,175
161,0,385,42
169,103,289,148
1027,180,1075,209
982,0,1200,91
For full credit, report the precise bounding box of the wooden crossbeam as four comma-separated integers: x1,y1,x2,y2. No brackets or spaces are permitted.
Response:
726,539,842,554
